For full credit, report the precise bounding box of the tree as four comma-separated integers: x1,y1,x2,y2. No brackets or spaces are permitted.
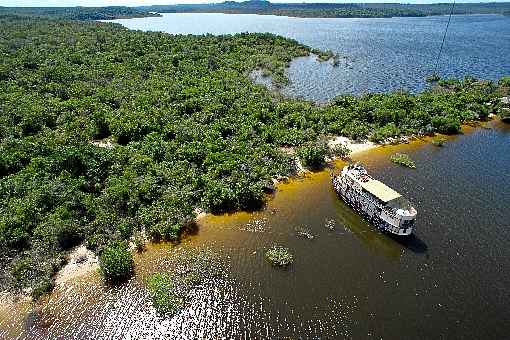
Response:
297,141,329,169
99,241,134,283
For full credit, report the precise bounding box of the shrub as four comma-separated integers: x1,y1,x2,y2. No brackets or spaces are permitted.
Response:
297,141,328,169
116,219,134,240
31,276,54,300
9,255,59,299
437,78,461,90
342,122,370,141
146,272,183,315
390,153,416,169
147,221,182,241
431,115,461,134
265,246,293,267
369,123,401,143
10,258,32,285
133,231,145,253
330,144,350,159
315,49,334,62
499,76,510,87
99,241,134,283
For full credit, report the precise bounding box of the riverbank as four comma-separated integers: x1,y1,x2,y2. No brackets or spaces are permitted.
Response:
45,135,375,292
39,118,509,298
54,245,98,286
2,119,509,339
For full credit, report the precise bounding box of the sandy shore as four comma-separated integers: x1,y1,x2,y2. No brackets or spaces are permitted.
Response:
54,245,99,286
328,136,378,155
194,208,207,220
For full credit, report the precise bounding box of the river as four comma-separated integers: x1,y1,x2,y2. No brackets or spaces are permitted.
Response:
1,121,509,339
108,13,510,102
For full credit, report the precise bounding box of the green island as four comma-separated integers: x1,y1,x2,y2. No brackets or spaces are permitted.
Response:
0,10,509,298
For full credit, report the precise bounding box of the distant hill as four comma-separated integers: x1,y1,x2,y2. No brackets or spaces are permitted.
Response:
138,1,510,18
1,2,509,20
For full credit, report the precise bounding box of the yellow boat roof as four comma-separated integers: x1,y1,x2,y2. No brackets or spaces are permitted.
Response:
360,179,401,203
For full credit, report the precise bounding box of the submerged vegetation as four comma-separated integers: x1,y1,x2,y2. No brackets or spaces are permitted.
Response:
0,12,508,296
146,249,222,314
265,246,294,267
295,226,315,240
390,153,417,169
432,136,447,147
146,273,183,315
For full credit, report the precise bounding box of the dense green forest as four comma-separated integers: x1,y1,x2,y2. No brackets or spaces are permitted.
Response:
0,6,159,20
140,1,510,18
3,2,510,20
362,2,510,16
0,14,507,297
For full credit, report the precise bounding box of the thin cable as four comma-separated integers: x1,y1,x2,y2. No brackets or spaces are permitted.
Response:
433,0,456,76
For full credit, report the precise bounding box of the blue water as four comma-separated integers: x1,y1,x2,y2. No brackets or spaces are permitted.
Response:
110,13,510,102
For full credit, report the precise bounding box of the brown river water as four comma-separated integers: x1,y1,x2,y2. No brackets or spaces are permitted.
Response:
1,121,509,339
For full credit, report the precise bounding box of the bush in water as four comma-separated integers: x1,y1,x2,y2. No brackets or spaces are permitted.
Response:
390,153,416,169
146,272,183,315
431,136,447,147
99,241,134,283
265,246,294,267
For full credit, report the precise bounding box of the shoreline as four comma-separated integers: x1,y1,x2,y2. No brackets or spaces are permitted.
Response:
54,245,99,287
46,135,377,291
7,120,504,300
127,11,505,21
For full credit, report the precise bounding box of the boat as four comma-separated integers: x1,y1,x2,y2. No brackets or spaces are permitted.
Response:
332,163,417,236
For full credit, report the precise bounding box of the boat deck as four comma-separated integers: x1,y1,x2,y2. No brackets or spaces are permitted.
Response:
359,179,401,203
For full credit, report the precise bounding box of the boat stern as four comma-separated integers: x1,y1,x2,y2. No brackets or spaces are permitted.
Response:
395,207,417,236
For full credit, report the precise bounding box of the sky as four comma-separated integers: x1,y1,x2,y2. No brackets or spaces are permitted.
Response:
2,0,507,7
